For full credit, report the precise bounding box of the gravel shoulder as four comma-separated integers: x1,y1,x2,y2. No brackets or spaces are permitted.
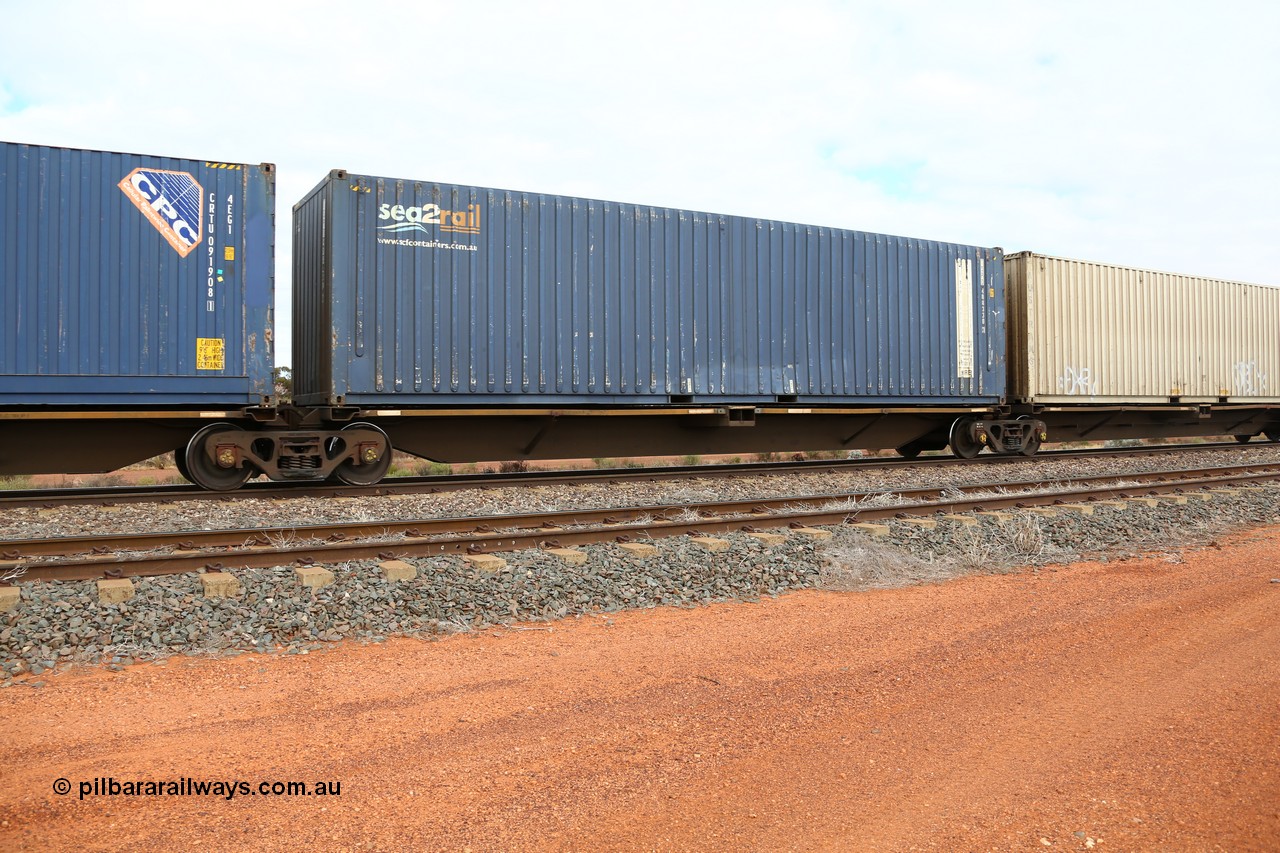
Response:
4,475,1280,681
1,526,1278,851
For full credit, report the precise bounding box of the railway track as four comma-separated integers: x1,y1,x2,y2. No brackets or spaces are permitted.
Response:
8,462,1278,583
1,440,1273,510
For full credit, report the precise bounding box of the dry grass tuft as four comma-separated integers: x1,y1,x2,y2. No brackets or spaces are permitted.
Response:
818,541,958,591
999,515,1046,557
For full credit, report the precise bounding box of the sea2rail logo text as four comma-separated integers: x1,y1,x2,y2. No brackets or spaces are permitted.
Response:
377,202,481,236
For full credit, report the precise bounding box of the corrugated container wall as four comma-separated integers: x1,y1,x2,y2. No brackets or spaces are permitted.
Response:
0,141,274,405
1006,252,1280,403
293,172,1005,406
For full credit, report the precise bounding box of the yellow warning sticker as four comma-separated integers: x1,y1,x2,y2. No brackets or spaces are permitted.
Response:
196,338,225,371
224,246,235,261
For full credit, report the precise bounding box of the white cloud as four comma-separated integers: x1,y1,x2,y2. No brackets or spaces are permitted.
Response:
2,0,1278,363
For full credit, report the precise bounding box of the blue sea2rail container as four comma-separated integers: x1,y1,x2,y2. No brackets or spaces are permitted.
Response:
293,171,1004,408
0,141,274,405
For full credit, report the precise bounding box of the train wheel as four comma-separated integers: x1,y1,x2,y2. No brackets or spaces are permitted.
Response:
331,423,392,486
949,418,984,459
184,423,253,491
1234,434,1254,444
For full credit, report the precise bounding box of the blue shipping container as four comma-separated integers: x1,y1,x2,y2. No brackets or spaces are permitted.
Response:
293,171,1004,406
0,141,274,405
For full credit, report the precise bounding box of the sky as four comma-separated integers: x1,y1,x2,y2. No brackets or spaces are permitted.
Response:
1,0,1277,367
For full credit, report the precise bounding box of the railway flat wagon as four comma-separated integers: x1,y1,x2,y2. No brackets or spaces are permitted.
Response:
293,171,1018,462
1005,251,1280,443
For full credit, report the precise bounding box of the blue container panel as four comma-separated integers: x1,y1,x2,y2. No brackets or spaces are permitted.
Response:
0,141,274,405
293,174,1004,406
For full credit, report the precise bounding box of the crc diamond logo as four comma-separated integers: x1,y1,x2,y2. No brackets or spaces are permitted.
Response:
118,168,203,257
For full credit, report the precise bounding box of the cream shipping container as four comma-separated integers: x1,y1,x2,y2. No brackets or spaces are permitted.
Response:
1005,252,1280,404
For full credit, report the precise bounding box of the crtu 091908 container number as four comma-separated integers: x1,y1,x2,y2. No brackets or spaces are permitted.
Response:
2,140,1278,489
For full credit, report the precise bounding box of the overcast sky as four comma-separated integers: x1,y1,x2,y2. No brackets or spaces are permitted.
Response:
2,1,1277,366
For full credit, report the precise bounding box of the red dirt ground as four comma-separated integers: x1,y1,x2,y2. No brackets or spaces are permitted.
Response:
1,528,1278,851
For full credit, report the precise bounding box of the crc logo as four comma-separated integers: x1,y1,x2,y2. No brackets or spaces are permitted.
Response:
118,168,203,257
377,202,481,235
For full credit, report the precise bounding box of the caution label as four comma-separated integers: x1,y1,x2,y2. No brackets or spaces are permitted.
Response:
196,338,226,371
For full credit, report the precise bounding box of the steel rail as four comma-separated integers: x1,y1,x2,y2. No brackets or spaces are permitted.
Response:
5,461,1278,559
0,441,1271,510
8,465,1277,583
